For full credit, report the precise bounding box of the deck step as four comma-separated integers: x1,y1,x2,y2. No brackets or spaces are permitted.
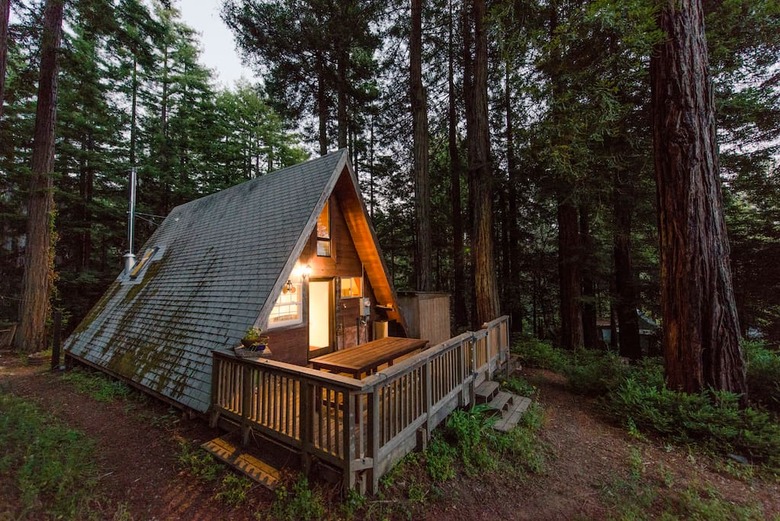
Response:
493,396,532,433
475,380,500,403
202,437,281,490
486,390,514,413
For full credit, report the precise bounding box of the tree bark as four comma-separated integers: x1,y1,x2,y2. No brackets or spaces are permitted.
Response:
14,0,65,353
557,198,583,349
580,207,599,349
449,0,467,327
411,0,432,292
613,167,641,359
651,0,746,394
0,0,10,118
337,50,348,149
316,54,327,156
505,60,522,332
466,0,499,327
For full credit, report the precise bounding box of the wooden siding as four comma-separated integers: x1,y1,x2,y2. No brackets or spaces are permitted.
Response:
266,194,380,365
397,292,451,346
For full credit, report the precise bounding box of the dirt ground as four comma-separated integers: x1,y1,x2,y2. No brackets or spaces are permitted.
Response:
1,351,778,520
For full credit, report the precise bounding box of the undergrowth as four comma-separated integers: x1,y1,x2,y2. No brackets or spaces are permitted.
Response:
513,336,780,474
61,368,131,402
176,439,255,506
602,449,766,520
264,475,326,521
0,392,100,519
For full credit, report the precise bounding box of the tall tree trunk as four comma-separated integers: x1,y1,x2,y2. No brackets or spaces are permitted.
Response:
505,60,522,332
651,0,746,394
449,0,466,327
580,206,599,349
557,198,583,349
411,0,431,292
14,0,65,353
0,0,10,118
466,0,499,327
614,166,641,359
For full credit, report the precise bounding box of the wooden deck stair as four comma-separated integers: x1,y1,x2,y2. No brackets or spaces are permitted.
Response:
475,380,532,433
201,436,281,490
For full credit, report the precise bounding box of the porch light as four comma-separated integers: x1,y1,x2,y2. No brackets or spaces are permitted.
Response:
302,264,312,279
282,280,296,295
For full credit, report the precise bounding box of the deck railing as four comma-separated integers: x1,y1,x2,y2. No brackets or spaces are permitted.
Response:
210,315,510,493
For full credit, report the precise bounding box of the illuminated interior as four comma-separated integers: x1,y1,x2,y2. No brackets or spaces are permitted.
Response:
268,281,302,328
316,200,331,256
309,280,331,350
340,276,362,299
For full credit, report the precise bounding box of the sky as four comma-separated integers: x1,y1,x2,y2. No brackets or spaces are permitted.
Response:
178,1,258,88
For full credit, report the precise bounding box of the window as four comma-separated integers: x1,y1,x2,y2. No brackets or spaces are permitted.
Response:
268,281,303,328
316,200,331,257
340,276,362,299
130,247,158,278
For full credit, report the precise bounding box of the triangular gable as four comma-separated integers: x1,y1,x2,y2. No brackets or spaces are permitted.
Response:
256,152,405,330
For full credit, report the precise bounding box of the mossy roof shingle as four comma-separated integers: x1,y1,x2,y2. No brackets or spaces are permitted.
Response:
64,150,348,412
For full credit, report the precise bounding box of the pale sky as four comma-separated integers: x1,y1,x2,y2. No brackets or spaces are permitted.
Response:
178,0,258,88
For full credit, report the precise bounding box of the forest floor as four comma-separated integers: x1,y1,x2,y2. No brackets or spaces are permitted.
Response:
1,350,778,520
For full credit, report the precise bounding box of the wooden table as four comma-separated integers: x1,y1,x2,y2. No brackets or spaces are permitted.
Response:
310,337,428,379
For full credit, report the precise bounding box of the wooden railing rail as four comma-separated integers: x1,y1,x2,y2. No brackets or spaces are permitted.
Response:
210,315,511,494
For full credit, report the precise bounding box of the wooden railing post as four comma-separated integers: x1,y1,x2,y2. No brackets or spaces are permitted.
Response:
423,357,433,434
369,389,380,493
344,390,357,490
241,364,251,445
300,381,314,476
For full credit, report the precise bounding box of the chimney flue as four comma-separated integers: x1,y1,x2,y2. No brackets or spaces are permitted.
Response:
124,167,137,275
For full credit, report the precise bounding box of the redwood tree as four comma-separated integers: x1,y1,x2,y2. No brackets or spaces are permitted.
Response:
14,0,65,353
650,0,747,394
411,0,432,291
465,0,499,326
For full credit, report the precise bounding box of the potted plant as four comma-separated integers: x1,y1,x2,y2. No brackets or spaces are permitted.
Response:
237,327,269,356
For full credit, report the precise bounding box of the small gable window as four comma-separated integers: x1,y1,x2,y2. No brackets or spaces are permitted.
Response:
130,247,158,279
268,281,303,328
316,200,331,257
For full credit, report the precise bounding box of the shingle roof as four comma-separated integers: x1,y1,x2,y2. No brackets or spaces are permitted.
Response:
64,150,348,412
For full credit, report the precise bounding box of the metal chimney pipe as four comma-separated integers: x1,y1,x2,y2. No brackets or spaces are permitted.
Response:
123,167,137,275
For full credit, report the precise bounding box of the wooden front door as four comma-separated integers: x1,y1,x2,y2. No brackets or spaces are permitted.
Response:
308,279,334,358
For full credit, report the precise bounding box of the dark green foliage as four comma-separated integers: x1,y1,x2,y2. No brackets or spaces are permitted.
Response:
744,341,780,413
512,336,568,372
0,392,99,519
563,350,629,396
498,375,536,397
603,372,780,471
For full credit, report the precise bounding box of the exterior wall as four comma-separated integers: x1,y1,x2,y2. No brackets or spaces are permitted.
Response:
265,193,378,366
396,292,451,346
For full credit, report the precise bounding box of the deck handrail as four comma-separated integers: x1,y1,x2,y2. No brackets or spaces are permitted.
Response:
210,315,510,493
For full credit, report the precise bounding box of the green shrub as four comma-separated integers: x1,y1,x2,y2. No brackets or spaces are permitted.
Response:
564,350,629,396
512,337,568,371
424,435,456,482
603,376,780,471
0,392,99,519
444,405,496,475
61,368,131,402
744,340,780,414
498,375,536,397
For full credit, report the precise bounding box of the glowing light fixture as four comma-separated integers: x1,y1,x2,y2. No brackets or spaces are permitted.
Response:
282,279,296,295
302,264,312,279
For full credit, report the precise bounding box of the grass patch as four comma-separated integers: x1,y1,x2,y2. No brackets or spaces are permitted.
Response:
61,368,131,402
176,439,222,482
497,374,536,397
0,392,100,520
265,475,326,521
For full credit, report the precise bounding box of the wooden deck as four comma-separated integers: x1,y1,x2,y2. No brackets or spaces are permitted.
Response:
310,337,428,378
210,316,510,493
